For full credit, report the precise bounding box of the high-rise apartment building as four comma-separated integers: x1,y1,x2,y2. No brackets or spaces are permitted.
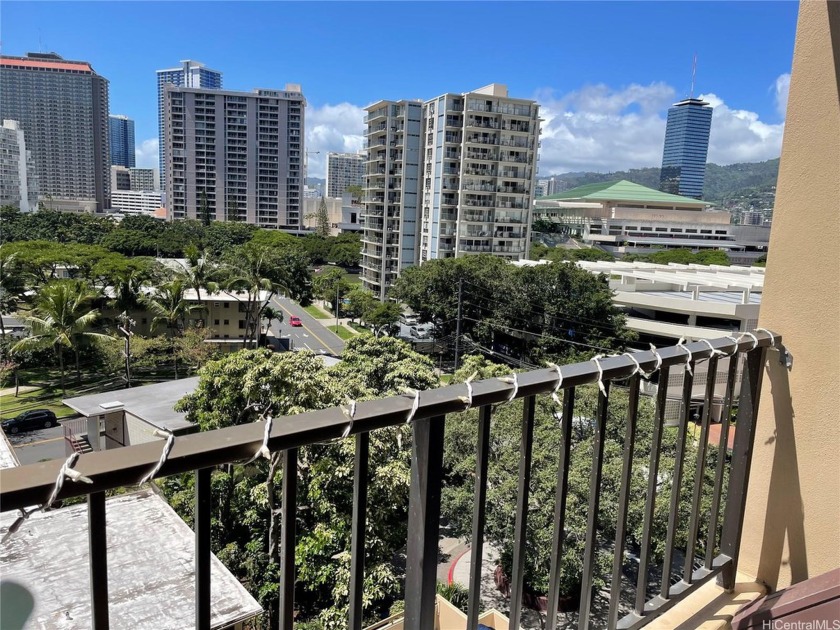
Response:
659,98,713,199
419,84,539,264
109,115,135,167
0,52,110,212
156,60,222,184
360,100,422,299
326,152,364,198
0,120,39,212
163,84,305,228
359,85,539,298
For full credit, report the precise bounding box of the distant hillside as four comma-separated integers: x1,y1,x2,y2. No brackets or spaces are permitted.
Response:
547,158,779,202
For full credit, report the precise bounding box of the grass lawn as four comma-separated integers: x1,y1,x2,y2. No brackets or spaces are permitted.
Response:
327,325,355,341
304,304,332,319
439,374,454,385
0,388,75,421
347,321,370,333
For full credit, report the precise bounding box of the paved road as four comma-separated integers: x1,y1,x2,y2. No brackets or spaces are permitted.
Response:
271,296,346,356
6,422,70,465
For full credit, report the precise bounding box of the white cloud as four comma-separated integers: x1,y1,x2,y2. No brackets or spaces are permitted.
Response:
134,138,159,169
305,103,366,179
700,92,785,165
773,73,791,119
536,82,784,176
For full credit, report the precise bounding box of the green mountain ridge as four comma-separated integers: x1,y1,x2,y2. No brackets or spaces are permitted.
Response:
546,158,780,202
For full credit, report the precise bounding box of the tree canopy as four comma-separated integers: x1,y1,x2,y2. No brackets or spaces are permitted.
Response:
169,336,438,627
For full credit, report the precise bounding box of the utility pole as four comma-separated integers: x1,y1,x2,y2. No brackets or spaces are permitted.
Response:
117,312,135,388
454,278,463,371
335,281,340,329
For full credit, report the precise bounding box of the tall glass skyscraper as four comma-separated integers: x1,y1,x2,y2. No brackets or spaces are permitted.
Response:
659,98,713,199
109,115,135,167
156,60,222,184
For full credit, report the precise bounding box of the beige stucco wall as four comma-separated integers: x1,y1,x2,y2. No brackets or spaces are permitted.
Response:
739,0,840,591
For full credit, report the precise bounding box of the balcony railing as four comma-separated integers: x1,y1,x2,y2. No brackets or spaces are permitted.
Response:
0,334,775,630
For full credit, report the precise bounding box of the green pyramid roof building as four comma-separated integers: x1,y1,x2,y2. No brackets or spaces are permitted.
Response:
542,180,711,206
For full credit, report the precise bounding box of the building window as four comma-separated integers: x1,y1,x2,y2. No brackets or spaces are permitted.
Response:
214,319,220,326
224,302,229,309
238,320,245,329
224,319,229,325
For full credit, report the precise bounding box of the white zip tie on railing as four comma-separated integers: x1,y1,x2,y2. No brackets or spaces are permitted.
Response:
546,362,563,405
754,328,776,348
457,372,478,410
738,331,759,351
719,335,741,357
140,429,175,485
340,396,357,439
622,352,646,378
3,453,93,543
697,338,726,362
676,338,694,376
591,354,608,396
401,387,420,424
498,373,519,404
244,414,274,464
648,343,663,374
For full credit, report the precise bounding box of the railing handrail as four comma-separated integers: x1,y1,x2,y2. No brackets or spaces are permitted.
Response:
0,333,775,512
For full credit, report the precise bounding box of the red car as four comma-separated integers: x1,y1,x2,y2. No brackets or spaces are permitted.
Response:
289,315,303,327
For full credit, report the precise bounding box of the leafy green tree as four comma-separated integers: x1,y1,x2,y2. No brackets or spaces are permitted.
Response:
312,267,351,315
363,302,401,338
13,281,110,392
328,241,361,267
442,362,721,606
345,184,363,203
345,287,376,325
261,305,284,338
168,336,438,626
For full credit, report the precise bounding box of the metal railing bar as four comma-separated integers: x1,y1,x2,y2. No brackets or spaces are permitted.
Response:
683,356,719,583
617,555,731,630
404,415,446,630
509,396,536,630
705,357,739,569
348,432,370,630
0,335,775,512
195,467,212,630
545,387,576,630
608,374,641,628
279,448,298,630
719,346,769,590
466,405,493,629
635,365,671,614
578,382,611,629
660,362,695,599
88,491,109,630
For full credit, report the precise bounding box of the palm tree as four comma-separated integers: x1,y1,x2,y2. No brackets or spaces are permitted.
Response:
261,305,284,343
179,245,218,323
224,244,285,348
0,251,22,339
142,279,198,379
13,281,110,394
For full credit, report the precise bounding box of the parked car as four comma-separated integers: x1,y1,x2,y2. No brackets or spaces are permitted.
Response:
289,315,303,327
400,313,418,326
2,409,59,434
410,324,433,340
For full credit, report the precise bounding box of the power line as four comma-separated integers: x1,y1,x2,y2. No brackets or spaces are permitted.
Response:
461,316,618,354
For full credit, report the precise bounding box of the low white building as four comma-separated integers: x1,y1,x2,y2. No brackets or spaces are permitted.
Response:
110,189,164,214
0,120,38,212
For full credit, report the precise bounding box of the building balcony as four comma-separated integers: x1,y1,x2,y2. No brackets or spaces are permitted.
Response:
1,8,837,624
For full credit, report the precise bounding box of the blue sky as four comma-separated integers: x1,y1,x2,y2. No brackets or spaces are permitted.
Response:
2,1,799,177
